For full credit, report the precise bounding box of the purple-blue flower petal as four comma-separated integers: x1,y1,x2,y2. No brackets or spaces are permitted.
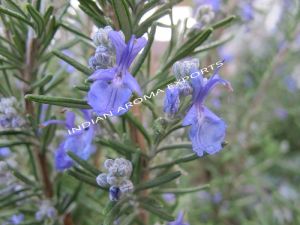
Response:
126,36,147,67
188,107,226,156
164,87,180,117
109,31,126,65
168,211,189,225
123,72,142,96
41,119,65,127
65,111,76,129
55,141,73,170
182,105,197,126
88,68,116,81
0,147,11,158
87,80,132,116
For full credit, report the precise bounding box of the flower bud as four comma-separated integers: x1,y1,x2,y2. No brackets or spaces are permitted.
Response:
196,5,215,25
94,46,113,68
106,174,119,186
119,179,134,194
113,158,132,177
0,97,26,129
172,59,199,80
104,159,114,170
109,186,121,201
153,117,168,136
96,173,110,187
93,26,113,47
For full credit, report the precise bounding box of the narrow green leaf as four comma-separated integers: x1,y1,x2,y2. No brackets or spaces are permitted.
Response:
61,183,82,212
156,143,192,153
60,22,92,41
119,212,137,225
98,139,148,157
44,74,66,93
26,145,39,181
150,153,198,170
41,117,57,155
67,170,104,189
103,201,116,215
0,187,30,202
0,46,21,64
104,197,130,225
132,152,141,184
74,85,90,92
0,6,32,26
0,193,38,209
192,34,234,55
140,202,174,221
39,16,59,55
29,75,53,91
25,94,91,109
171,28,213,65
9,167,36,186
12,34,25,53
26,4,44,36
136,9,170,37
135,171,181,191
43,6,54,24
78,0,107,26
0,130,31,136
132,23,157,76
0,35,22,56
67,151,101,176
153,184,210,194
136,0,161,22
0,65,18,70
211,15,236,29
0,141,31,148
4,0,28,18
53,50,92,75
111,0,132,40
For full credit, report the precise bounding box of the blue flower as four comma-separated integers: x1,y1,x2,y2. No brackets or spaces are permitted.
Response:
182,71,232,156
168,211,189,225
164,87,181,117
0,147,11,158
2,214,24,225
240,3,254,21
35,200,57,221
194,0,221,11
42,110,96,171
87,31,147,116
162,193,176,204
0,97,26,129
109,186,121,201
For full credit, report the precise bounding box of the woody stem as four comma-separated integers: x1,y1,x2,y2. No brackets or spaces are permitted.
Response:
129,105,149,224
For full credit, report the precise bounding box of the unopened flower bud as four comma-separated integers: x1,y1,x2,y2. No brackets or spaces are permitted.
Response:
153,117,168,136
106,174,119,186
93,26,113,47
109,186,121,201
104,159,114,170
119,179,134,194
172,59,199,80
113,158,132,177
196,5,215,25
96,173,110,187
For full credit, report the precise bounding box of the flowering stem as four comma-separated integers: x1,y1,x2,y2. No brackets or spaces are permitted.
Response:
23,31,53,198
